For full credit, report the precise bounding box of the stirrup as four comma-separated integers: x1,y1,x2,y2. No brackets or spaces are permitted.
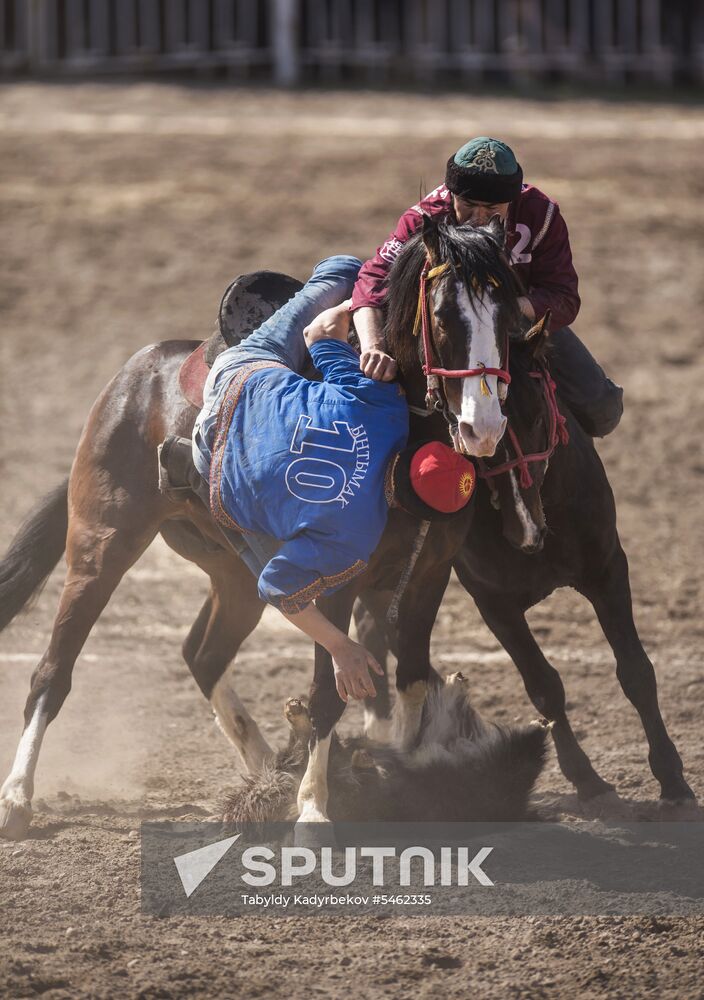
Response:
157,436,203,501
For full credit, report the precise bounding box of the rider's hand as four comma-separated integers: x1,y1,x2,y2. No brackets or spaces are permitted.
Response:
329,636,384,702
360,348,398,381
303,301,352,346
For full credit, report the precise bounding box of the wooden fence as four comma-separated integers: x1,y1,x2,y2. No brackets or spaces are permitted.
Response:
1,0,702,84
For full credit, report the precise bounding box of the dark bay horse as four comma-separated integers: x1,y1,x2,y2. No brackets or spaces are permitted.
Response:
0,216,527,839
295,217,547,823
356,327,696,807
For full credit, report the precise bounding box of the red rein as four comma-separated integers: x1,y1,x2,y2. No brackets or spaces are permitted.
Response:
479,368,570,489
414,257,568,490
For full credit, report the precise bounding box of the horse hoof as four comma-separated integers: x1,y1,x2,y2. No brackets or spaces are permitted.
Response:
576,777,616,802
578,789,629,820
294,806,336,848
0,799,32,841
658,793,699,816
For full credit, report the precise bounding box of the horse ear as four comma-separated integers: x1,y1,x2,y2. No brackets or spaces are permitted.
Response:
422,213,442,265
524,310,551,356
488,213,506,248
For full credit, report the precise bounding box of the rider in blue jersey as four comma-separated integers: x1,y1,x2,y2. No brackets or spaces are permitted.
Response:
193,256,472,702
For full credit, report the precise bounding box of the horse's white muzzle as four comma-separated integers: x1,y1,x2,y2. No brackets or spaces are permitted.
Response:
457,416,507,458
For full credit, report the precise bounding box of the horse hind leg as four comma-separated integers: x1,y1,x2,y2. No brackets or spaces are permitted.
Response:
296,587,358,831
182,562,272,774
582,547,696,805
0,502,160,839
472,594,616,802
0,692,50,838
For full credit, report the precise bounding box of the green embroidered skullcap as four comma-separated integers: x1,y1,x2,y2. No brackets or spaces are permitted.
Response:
445,137,523,204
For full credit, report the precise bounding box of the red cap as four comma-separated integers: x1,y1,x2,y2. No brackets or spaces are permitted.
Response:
409,442,476,513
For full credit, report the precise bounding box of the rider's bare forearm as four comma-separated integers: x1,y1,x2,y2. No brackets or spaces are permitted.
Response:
281,602,383,702
303,300,353,347
353,307,398,381
352,307,386,353
281,603,347,656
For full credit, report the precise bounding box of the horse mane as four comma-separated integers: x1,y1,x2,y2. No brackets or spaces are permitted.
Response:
384,220,522,373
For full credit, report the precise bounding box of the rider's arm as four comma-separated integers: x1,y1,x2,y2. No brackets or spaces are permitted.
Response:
352,307,396,381
524,205,580,331
305,304,405,391
257,533,382,702
281,602,382,702
349,186,452,380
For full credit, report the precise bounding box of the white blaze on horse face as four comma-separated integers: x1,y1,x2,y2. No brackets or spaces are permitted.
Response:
210,672,274,774
0,692,48,813
455,284,507,457
508,469,543,550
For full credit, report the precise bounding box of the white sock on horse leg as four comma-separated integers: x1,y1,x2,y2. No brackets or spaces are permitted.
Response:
296,733,331,823
1,692,49,811
210,672,273,774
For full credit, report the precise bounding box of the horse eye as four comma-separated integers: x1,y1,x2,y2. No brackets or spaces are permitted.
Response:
433,301,452,322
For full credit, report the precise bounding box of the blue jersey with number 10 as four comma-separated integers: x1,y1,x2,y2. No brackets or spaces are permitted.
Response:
208,339,409,613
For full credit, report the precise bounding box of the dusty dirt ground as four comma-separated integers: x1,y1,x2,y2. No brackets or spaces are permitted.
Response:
1,82,703,998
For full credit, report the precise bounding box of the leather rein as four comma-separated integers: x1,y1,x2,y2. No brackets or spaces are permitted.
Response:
412,257,568,490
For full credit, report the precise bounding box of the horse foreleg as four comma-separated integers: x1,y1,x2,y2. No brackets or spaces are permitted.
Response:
0,505,159,839
296,587,357,826
393,560,451,751
353,589,394,742
472,594,615,801
581,547,696,804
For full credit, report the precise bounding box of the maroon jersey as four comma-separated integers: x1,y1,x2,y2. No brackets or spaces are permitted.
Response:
351,183,580,332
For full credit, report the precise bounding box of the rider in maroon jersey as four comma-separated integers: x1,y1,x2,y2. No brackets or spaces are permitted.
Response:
351,137,623,438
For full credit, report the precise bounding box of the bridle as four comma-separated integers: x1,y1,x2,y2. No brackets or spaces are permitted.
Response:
413,258,512,424
478,360,569,491
412,256,568,491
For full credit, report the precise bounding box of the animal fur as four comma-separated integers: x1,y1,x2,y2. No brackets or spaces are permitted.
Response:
222,679,549,825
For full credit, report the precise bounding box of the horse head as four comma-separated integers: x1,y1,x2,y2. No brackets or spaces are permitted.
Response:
385,214,523,458
479,314,568,553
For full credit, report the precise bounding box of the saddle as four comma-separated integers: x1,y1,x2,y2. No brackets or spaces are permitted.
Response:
164,270,304,498
178,270,304,408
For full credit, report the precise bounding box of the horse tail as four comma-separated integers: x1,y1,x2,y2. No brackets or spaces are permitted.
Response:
0,478,69,633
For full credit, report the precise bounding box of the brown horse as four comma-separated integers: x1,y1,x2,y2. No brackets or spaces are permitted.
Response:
0,217,527,839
